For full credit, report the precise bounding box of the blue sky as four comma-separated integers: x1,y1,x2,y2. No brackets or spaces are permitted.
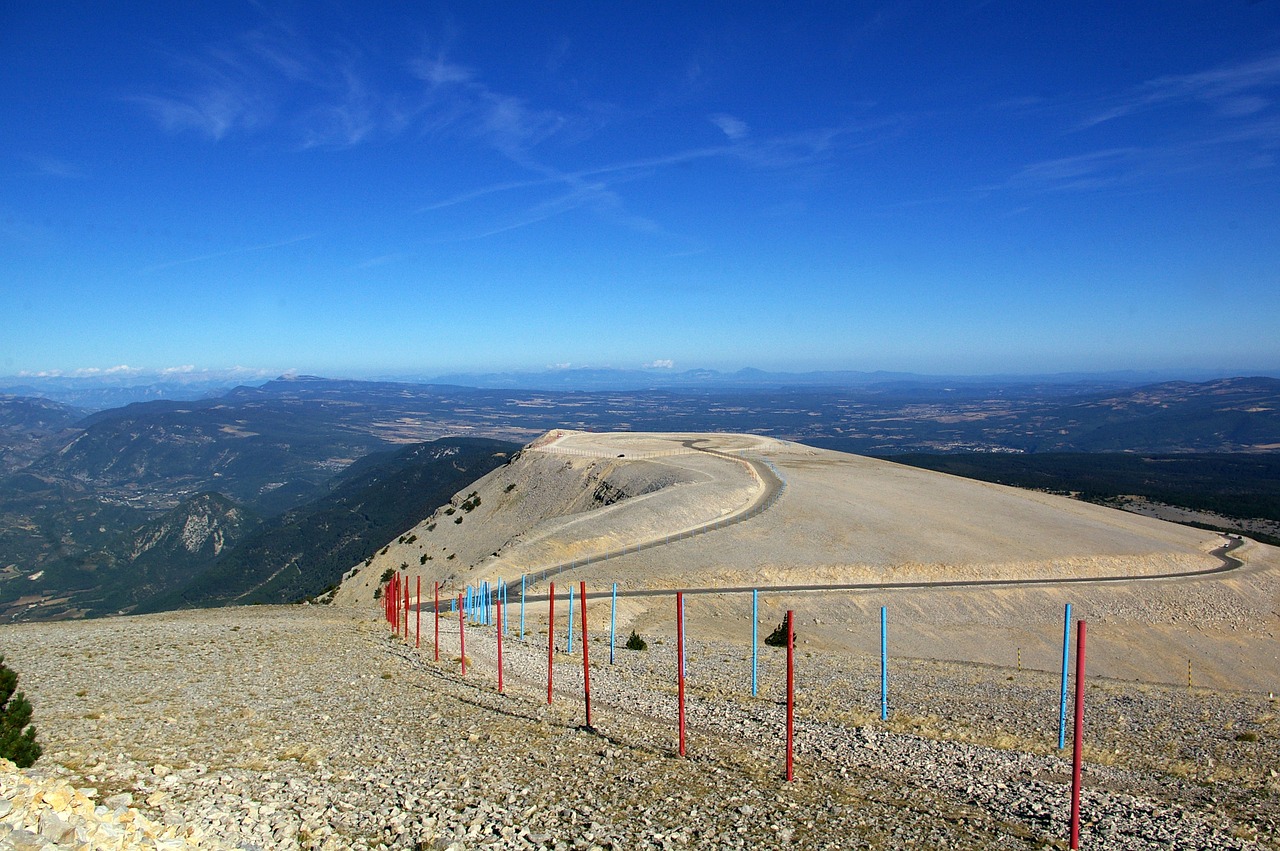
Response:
3,1,1279,380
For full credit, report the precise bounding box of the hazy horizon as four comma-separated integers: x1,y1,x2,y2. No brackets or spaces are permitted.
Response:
4,361,1278,390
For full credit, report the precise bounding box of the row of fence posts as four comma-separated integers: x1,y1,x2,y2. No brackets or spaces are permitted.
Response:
385,576,1091,849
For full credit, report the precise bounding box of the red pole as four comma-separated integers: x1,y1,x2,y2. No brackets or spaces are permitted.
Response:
580,581,592,729
415,576,421,648
458,593,467,675
497,598,505,694
677,591,686,757
547,583,556,704
388,574,394,627
403,581,410,640
1070,620,1088,850
393,574,399,631
433,581,440,662
786,609,795,782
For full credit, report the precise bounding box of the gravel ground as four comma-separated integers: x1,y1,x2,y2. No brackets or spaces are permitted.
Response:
2,605,1277,850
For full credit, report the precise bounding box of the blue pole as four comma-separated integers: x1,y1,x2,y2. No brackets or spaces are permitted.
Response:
751,589,759,696
520,574,526,641
567,584,575,653
1058,602,1072,749
609,582,617,665
880,606,888,721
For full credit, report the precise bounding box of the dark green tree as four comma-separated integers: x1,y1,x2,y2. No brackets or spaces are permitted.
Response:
0,656,42,768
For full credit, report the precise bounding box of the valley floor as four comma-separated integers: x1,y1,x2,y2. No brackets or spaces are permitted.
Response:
1,604,1277,850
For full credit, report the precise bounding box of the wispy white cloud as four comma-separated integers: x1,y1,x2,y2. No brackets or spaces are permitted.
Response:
710,113,748,140
352,251,414,270
139,234,316,274
17,365,272,380
405,41,894,244
417,146,731,213
644,359,675,369
998,148,1148,192
127,23,415,149
24,156,86,179
19,364,140,378
417,118,879,242
128,16,881,248
996,124,1279,194
125,37,279,140
996,52,1280,194
409,51,570,158
1078,52,1280,130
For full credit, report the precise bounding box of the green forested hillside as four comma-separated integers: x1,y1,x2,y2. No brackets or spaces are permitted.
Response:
135,437,518,611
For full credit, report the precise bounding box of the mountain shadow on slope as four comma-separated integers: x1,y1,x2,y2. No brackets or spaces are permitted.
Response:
74,493,260,616
133,437,519,612
0,396,87,475
35,395,396,516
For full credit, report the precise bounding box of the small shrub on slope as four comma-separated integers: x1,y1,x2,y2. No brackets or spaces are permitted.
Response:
0,656,41,768
764,612,795,648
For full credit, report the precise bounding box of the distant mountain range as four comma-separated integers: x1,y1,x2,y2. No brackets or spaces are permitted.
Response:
1,373,1277,622
8,365,1276,407
0,395,87,474
411,365,1277,392
0,369,274,410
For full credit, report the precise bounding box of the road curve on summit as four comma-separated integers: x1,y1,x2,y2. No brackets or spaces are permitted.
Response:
514,436,786,588
427,427,1247,610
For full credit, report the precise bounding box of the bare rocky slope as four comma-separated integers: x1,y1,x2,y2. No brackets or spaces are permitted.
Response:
337,430,1277,691
1,600,1277,850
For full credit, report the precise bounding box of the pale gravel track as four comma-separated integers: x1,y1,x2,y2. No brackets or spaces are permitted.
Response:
427,532,1245,614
